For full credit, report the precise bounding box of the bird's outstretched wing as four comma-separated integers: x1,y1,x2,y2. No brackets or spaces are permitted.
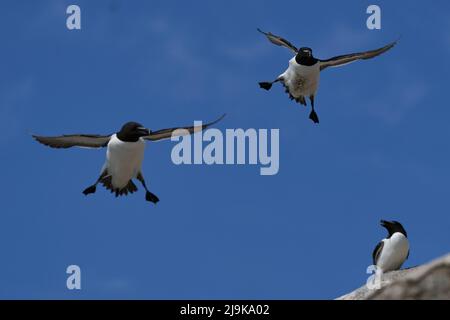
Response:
33,134,111,149
257,28,298,54
372,241,384,265
319,40,397,71
144,114,226,142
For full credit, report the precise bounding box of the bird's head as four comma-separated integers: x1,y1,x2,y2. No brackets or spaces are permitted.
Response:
298,47,313,58
295,47,317,65
117,122,150,142
380,220,408,238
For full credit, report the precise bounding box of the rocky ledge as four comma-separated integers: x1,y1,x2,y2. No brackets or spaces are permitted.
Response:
337,253,450,300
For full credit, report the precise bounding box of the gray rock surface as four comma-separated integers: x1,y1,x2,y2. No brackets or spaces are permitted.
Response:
337,253,450,300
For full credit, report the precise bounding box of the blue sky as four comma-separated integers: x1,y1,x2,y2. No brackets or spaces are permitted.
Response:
1,0,449,299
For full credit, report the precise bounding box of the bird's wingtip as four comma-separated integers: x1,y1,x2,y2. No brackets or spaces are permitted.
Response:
389,36,401,47
31,135,47,146
211,113,226,125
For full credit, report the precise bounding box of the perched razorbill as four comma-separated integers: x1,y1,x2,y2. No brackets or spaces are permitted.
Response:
372,220,409,272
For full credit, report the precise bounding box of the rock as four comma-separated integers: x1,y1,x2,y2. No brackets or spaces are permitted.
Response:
337,253,450,300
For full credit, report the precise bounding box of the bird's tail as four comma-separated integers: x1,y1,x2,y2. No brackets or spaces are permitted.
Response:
101,177,138,197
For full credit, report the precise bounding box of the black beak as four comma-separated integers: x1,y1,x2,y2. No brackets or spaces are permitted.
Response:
380,220,393,228
137,127,150,136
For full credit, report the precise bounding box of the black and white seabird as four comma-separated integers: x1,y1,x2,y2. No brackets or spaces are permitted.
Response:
372,220,409,272
33,114,225,204
257,29,397,123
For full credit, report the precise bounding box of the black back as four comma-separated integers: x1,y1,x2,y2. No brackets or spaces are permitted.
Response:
372,241,384,265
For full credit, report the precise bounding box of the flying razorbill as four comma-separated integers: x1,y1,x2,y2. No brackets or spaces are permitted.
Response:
372,220,409,273
257,29,397,123
33,114,225,204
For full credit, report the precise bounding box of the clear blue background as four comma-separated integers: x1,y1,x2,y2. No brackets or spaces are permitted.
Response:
0,0,449,299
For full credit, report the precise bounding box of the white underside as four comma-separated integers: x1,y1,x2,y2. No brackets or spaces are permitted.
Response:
103,134,145,189
279,58,320,98
376,232,409,272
